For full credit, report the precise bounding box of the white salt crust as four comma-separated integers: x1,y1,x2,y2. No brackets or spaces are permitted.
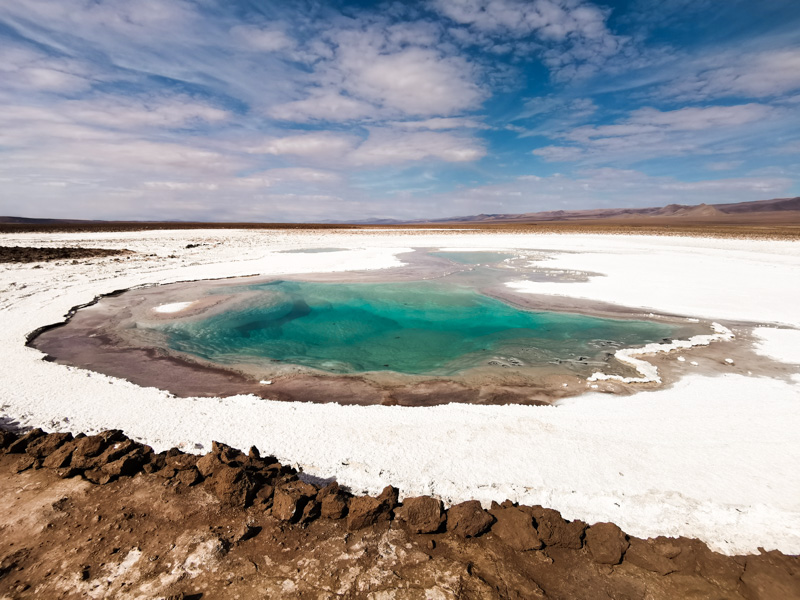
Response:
752,327,800,365
1,230,799,555
588,323,735,384
153,301,196,314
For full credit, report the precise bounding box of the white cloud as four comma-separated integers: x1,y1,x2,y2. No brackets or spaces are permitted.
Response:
63,95,230,129
425,168,794,216
534,103,779,163
334,41,483,116
660,48,800,101
432,0,629,79
257,167,343,183
388,117,489,130
0,44,94,93
706,160,744,172
231,25,295,53
248,129,485,167
433,0,608,40
269,89,379,122
144,181,220,191
248,132,360,159
275,23,486,122
348,130,486,166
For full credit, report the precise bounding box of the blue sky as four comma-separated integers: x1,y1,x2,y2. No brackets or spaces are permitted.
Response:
1,0,799,221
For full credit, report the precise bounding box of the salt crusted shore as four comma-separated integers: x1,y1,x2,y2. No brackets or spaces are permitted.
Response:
1,229,799,555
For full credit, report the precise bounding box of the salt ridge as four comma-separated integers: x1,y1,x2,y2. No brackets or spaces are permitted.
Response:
588,322,735,384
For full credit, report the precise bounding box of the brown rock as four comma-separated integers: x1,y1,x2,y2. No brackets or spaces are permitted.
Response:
69,435,115,470
585,522,630,565
6,428,45,453
300,499,321,523
347,495,391,531
102,448,147,478
0,430,18,450
95,440,136,467
158,467,178,479
142,459,162,475
395,496,446,534
97,429,127,443
740,551,800,600
42,440,77,469
531,507,585,549
625,538,678,575
196,452,225,478
272,487,305,522
317,483,347,520
253,485,275,508
231,521,260,543
83,468,113,485
165,453,198,471
212,441,242,464
377,485,399,511
490,507,543,551
214,465,255,508
13,455,36,473
174,467,202,487
272,484,317,523
691,539,744,590
56,467,81,479
446,500,494,538
73,435,110,460
26,432,73,459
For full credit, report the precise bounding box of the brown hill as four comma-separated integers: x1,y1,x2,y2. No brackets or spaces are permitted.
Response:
417,197,800,224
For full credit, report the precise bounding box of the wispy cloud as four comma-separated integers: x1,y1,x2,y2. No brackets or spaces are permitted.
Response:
656,48,800,101
432,0,631,80
533,103,785,163
0,0,797,221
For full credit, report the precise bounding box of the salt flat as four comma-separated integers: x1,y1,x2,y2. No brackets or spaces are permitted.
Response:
1,229,799,555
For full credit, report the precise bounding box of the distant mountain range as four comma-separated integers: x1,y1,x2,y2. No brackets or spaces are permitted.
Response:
2,196,799,226
347,196,800,225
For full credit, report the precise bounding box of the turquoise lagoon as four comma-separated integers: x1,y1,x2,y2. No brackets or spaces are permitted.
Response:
155,279,678,377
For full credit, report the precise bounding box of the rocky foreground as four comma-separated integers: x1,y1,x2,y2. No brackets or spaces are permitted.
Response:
0,428,797,599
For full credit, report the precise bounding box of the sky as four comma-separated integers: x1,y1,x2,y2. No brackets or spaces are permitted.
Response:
1,0,799,222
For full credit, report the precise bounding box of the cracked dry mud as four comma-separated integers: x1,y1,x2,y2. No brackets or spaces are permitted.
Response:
1,430,798,599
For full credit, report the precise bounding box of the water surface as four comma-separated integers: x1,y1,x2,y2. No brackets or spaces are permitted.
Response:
155,279,676,377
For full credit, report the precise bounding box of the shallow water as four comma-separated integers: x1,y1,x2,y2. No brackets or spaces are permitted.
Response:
428,251,514,265
153,279,678,377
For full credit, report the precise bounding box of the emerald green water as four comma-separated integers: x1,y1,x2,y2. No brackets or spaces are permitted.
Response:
156,280,676,376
